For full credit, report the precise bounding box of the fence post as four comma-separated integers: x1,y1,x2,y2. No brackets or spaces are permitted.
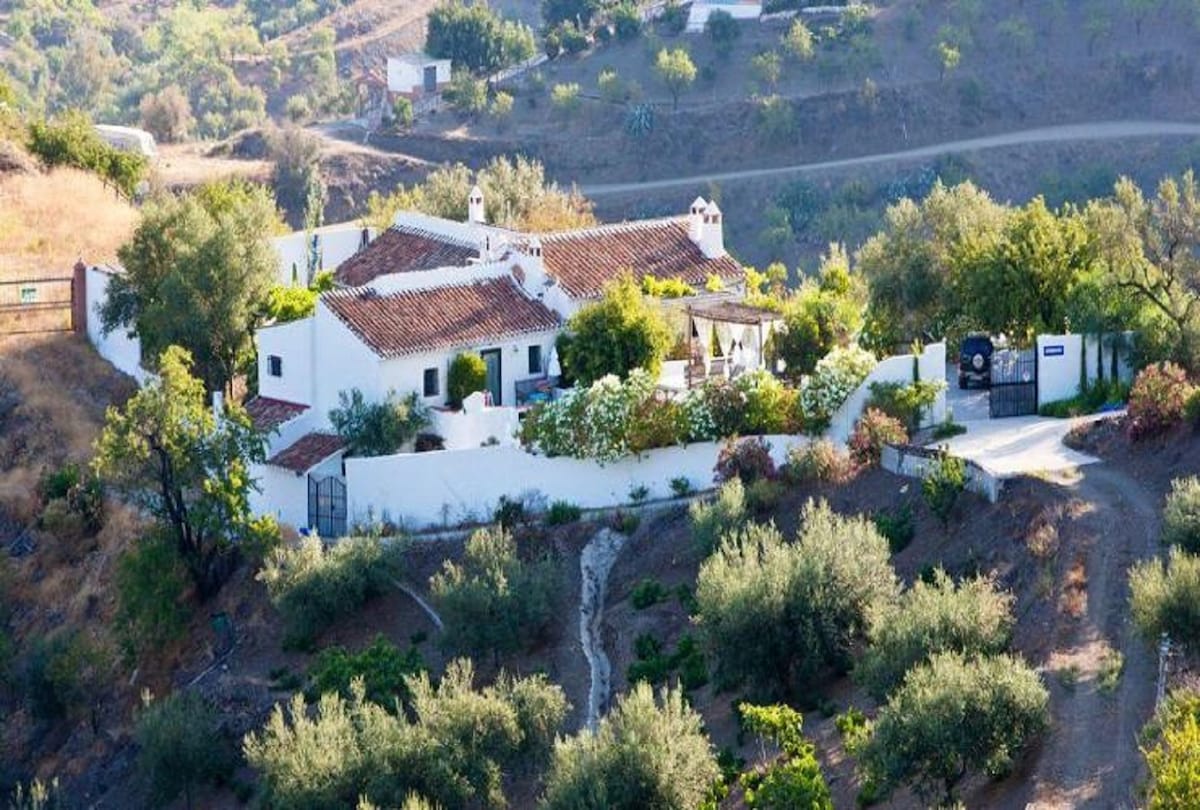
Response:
1157,632,1171,708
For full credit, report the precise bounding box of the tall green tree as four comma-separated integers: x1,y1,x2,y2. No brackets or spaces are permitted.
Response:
427,1,535,75
773,244,867,380
1100,172,1200,370
94,347,278,599
559,274,672,385
101,180,282,395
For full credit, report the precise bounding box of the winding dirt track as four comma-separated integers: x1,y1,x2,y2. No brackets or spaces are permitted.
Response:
990,465,1162,810
581,120,1200,196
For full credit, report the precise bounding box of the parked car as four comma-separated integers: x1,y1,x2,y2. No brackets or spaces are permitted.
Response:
958,334,995,389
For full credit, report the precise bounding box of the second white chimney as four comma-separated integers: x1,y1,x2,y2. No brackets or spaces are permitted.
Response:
468,185,485,225
699,201,724,258
688,196,707,242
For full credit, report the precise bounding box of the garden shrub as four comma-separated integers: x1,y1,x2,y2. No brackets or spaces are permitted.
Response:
115,531,192,662
1163,476,1200,553
689,479,748,555
735,370,801,434
37,462,104,536
448,352,487,408
430,526,560,660
714,436,776,485
867,380,945,432
1143,688,1200,808
744,478,784,517
1128,362,1194,441
1130,548,1200,647
23,630,111,725
849,407,908,467
783,439,853,484
545,500,583,526
834,707,870,754
861,652,1049,806
698,378,747,438
696,502,898,696
541,683,720,810
627,395,687,454
135,691,233,808
258,535,402,648
738,703,833,810
631,578,668,609
559,274,672,385
308,635,425,710
669,476,693,497
612,2,642,40
330,388,431,456
873,504,914,554
800,346,877,432
922,449,966,526
856,569,1014,699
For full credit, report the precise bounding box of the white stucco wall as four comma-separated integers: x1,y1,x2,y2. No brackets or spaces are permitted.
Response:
826,342,947,445
377,330,560,410
250,452,344,530
257,317,315,407
431,405,521,450
84,265,149,384
1035,334,1084,408
272,225,375,286
311,304,385,425
345,434,806,529
387,57,452,95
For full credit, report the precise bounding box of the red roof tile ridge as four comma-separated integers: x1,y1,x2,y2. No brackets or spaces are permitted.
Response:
390,221,479,250
324,273,523,303
540,216,688,242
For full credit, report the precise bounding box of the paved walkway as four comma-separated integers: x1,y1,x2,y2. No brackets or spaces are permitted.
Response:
939,414,1111,477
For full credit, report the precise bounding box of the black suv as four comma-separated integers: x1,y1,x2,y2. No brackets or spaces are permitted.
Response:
958,334,994,389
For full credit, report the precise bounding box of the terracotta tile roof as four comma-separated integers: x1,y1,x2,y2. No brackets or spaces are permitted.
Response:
267,433,346,474
323,276,561,358
540,218,743,299
335,225,478,287
244,397,309,432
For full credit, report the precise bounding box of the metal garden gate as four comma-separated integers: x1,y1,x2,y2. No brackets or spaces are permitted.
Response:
989,348,1038,418
308,474,347,538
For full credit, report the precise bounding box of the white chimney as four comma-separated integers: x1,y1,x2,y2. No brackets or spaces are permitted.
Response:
699,201,724,258
468,185,485,225
688,196,707,242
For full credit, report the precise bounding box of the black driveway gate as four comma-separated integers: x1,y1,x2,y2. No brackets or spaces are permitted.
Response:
989,348,1038,418
308,474,347,538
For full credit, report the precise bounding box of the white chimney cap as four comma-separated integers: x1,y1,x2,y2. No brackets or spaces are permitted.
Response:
705,200,722,216
691,196,707,210
470,185,483,199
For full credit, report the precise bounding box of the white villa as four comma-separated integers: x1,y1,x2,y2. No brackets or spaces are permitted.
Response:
244,191,746,531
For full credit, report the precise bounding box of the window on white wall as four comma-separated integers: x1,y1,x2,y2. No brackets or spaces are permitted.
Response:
528,345,543,375
268,355,283,377
424,367,439,397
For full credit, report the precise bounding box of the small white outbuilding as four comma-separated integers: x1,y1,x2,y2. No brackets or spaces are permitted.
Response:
387,54,452,99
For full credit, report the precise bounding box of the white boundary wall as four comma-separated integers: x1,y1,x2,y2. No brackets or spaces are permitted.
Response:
881,444,1002,503
1037,333,1136,408
345,435,807,529
826,342,946,445
84,266,149,384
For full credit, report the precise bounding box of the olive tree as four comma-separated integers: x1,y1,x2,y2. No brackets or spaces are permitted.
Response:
540,683,719,809
861,652,1049,806
856,569,1014,699
695,501,898,697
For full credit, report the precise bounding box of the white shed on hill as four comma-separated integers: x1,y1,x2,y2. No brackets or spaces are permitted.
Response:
387,54,452,99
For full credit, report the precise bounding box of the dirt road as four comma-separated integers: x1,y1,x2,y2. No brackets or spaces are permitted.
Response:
995,464,1161,810
581,120,1200,196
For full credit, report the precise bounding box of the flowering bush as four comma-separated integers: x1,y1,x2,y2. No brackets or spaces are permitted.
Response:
522,369,680,462
698,378,747,438
801,346,877,432
1128,362,1194,441
714,436,777,484
849,408,908,467
681,388,718,441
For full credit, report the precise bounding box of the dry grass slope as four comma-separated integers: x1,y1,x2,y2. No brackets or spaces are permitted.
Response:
0,167,138,279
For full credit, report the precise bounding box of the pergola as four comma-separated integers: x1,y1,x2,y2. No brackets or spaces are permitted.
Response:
685,300,784,388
